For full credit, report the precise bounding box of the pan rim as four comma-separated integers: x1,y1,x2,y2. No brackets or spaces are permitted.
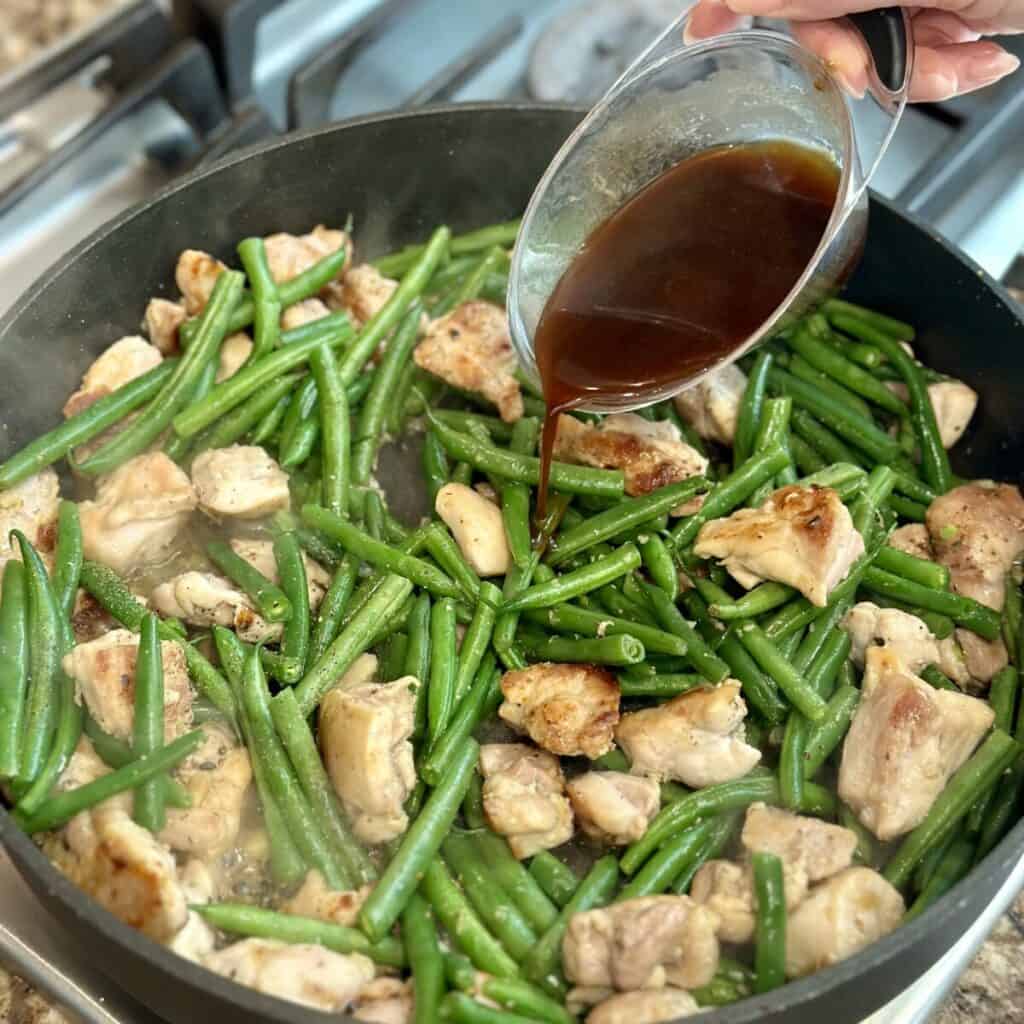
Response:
1,100,1023,1024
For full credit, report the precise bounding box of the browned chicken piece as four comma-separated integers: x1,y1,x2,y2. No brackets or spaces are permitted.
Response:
167,859,218,963
71,589,121,643
0,467,59,579
62,628,193,742
204,940,375,1012
144,297,186,355
842,601,968,686
552,413,708,511
215,332,253,382
563,895,719,991
566,771,660,845
352,978,414,1024
587,990,702,1024
175,249,227,315
264,225,351,308
151,572,278,644
786,867,905,978
673,363,747,446
499,663,620,759
694,485,865,607
281,297,331,330
479,743,573,859
319,677,417,844
839,647,994,839
339,264,398,326
435,482,511,576
615,681,760,787
282,870,374,927
230,537,331,609
888,523,933,560
414,300,523,423
79,452,196,574
191,446,290,520
887,380,977,448
63,336,163,418
159,722,252,859
690,860,758,943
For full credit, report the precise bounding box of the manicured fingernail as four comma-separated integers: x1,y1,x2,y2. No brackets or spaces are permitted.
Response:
967,50,1020,84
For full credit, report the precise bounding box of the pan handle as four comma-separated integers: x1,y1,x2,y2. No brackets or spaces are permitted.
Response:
847,8,911,96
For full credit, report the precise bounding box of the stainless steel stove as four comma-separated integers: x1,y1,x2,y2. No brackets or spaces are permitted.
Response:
0,1,1022,1020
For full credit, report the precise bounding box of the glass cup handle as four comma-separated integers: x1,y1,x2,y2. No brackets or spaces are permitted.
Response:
846,8,911,100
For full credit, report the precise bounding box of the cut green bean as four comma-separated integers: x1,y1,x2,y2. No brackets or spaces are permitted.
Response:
207,540,291,623
404,893,445,1024
753,851,786,992
874,546,950,590
374,220,518,277
427,597,458,747
51,501,82,621
236,237,281,362
803,684,860,777
710,582,794,621
131,614,166,832
309,341,350,517
0,561,29,779
453,584,499,704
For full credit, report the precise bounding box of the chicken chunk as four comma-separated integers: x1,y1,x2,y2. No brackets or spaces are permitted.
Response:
479,743,573,859
79,452,196,574
62,628,193,742
786,868,904,978
615,681,760,787
71,589,121,644
694,485,864,607
319,677,417,844
888,523,933,561
204,940,374,1013
552,413,708,510
160,722,252,859
281,297,331,330
887,380,977,449
144,297,186,354
690,860,757,943
168,859,218,963
230,537,330,609
216,332,253,382
0,467,59,577
151,571,278,644
63,336,162,418
414,300,523,422
499,662,620,759
588,990,701,1024
264,225,350,308
340,264,398,327
282,870,373,927
842,601,968,685
563,895,719,991
839,647,994,839
191,446,290,520
176,249,227,315
435,482,511,577
673,362,747,446
567,771,660,846
353,978,414,1024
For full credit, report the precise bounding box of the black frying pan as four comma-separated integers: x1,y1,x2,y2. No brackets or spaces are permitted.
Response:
1,104,1023,1024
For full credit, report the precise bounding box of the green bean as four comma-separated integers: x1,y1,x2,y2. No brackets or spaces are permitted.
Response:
528,853,578,909
796,460,868,494
306,341,349,517
619,818,717,901
352,304,423,485
716,629,788,724
427,597,458,747
427,413,624,499
268,531,309,677
374,220,518,277
441,994,536,1024
862,566,1001,640
823,299,914,341
710,582,794,621
471,832,559,933
752,851,786,992
165,354,219,461
887,493,928,522
270,687,375,885
521,604,686,658
884,730,1019,888
78,271,244,473
502,543,641,613
692,960,755,1006
523,855,619,990
874,546,949,590
236,237,281,362
967,666,1019,831
423,428,450,502
423,522,481,602
308,556,359,669
519,629,645,666
172,313,353,438
790,407,867,468
788,325,908,416
789,433,827,475
0,359,177,489
445,954,573,1024
975,756,1024,863
303,506,460,598
402,593,432,742
618,673,704,699
594,582,658,627
906,837,975,921
130,614,166,832
295,573,412,716
249,390,291,446
1004,574,1022,657
0,562,29,779
850,465,897,546
206,540,291,623
734,350,773,468
803,684,860,777
788,352,876,422
51,501,82,621
638,532,678,601
195,904,404,968
920,664,958,691
500,420,538,569
453,584,499,704
279,385,320,469
432,245,508,316
671,446,789,550
737,623,827,721
12,532,64,784
462,769,487,829
403,893,445,1024
360,739,479,941
194,373,300,454
672,812,739,894
15,729,202,833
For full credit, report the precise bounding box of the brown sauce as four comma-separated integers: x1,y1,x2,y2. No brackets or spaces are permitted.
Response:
534,140,840,514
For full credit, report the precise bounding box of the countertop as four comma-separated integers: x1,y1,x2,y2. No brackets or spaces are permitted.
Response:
3,886,1023,1024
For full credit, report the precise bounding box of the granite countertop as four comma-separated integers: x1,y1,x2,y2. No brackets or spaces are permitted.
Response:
4,887,1024,1024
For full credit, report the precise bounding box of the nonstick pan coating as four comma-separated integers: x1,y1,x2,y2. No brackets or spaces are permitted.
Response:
1,104,1022,1024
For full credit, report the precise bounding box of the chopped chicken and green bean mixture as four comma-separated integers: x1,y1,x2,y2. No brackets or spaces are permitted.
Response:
1,217,1022,1024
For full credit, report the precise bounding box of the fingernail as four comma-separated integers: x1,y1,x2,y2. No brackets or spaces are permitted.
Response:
967,49,1020,84
724,0,786,14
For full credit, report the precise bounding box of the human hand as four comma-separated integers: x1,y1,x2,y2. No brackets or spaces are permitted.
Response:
684,0,1022,100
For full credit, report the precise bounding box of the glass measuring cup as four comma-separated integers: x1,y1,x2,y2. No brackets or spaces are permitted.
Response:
508,5,911,412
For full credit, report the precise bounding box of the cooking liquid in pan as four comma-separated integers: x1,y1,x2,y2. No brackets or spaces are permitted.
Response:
533,140,840,516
